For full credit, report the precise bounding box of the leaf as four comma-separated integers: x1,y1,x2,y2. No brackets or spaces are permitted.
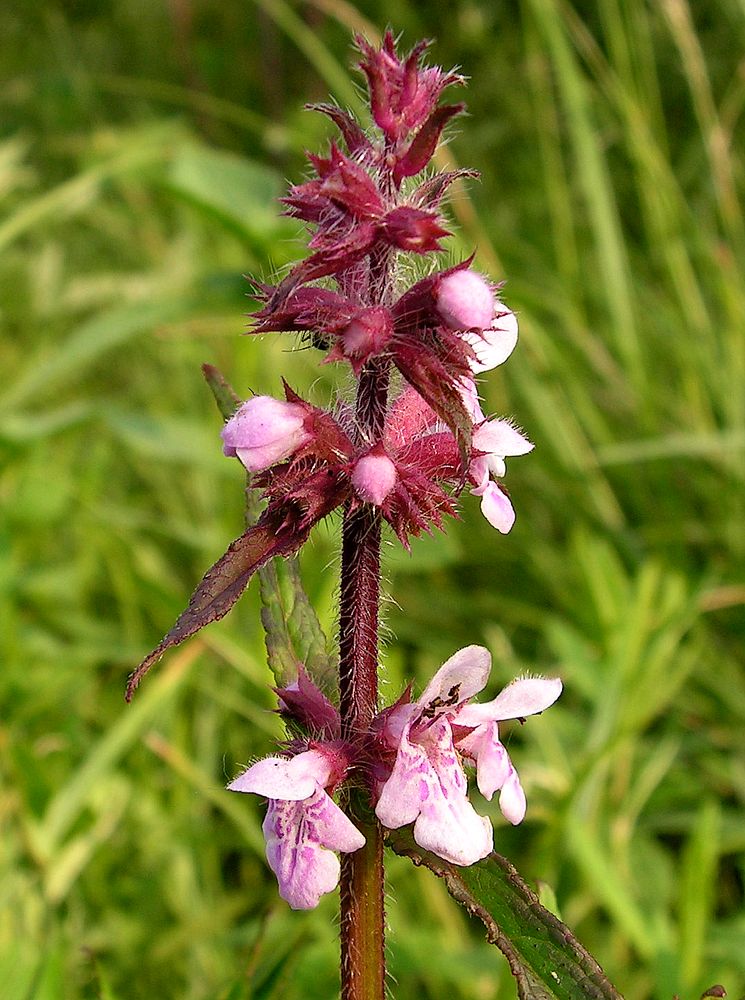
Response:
259,555,337,691
166,143,292,249
125,518,309,700
387,830,623,1000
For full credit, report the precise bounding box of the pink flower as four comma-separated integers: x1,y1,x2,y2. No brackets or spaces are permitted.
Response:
454,674,562,823
351,447,398,505
228,748,365,909
435,270,494,331
374,646,561,864
469,420,534,534
221,395,312,473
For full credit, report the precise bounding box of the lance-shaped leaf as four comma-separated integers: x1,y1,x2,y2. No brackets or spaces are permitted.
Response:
125,517,310,701
387,829,623,1000
259,554,338,693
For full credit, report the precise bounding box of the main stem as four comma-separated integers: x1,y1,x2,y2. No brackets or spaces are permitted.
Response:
338,355,389,1000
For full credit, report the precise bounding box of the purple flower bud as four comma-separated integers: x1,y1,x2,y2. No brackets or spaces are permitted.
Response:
339,307,393,369
435,270,494,330
356,31,464,147
221,395,312,472
381,206,450,252
352,448,397,506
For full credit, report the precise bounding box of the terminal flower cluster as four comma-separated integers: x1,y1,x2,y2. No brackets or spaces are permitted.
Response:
127,32,561,920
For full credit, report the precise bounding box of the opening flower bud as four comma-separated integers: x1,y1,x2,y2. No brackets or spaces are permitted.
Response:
351,449,397,506
221,395,312,472
435,270,494,330
341,307,394,365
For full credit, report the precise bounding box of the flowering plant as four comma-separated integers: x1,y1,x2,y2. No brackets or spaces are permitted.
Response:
128,31,621,1000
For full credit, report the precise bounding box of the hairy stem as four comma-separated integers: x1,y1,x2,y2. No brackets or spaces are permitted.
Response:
338,357,388,1000
337,216,394,1000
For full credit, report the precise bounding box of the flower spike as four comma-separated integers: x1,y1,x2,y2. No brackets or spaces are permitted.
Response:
128,43,547,979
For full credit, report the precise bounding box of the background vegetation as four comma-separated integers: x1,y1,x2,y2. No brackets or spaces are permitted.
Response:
2,1,744,997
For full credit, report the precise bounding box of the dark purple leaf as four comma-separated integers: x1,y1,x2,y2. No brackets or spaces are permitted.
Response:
125,518,309,701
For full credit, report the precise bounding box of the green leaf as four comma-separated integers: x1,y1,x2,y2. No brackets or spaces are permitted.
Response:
388,830,623,1000
259,555,337,691
202,363,242,422
166,142,295,252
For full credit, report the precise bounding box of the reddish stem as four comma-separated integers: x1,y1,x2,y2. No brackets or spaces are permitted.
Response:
338,340,391,996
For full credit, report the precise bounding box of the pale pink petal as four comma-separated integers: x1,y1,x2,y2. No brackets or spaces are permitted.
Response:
457,677,563,727
456,721,511,800
436,271,494,330
414,786,493,865
411,718,493,865
463,305,518,373
376,717,492,865
417,645,492,718
351,451,397,505
455,723,527,823
227,749,331,800
487,454,507,478
472,420,534,459
499,768,527,825
221,395,311,472
476,482,516,533
468,453,490,491
375,722,431,829
312,793,367,853
457,377,486,423
379,700,418,749
262,791,361,909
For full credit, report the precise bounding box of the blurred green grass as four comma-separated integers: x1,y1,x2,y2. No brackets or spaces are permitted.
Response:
1,1,744,998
